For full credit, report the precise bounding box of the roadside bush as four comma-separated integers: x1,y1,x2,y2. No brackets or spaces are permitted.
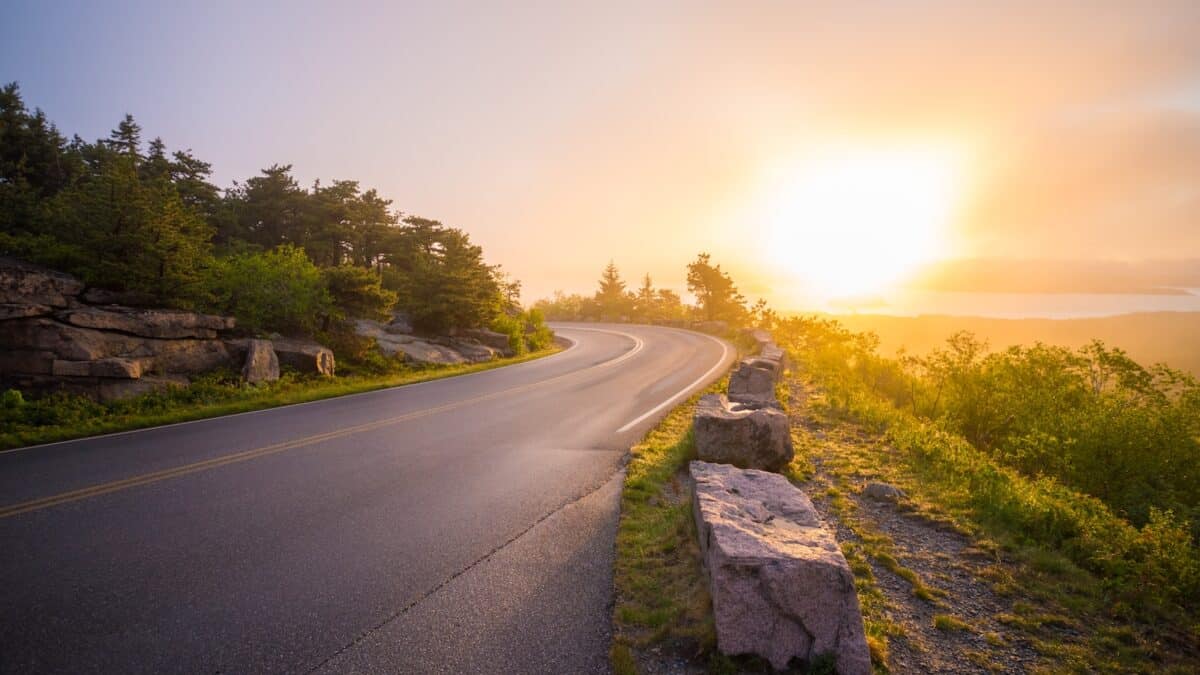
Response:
523,308,554,351
490,313,527,355
203,245,332,335
490,308,554,355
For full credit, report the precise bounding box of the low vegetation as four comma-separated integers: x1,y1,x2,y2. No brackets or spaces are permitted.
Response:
776,316,1200,670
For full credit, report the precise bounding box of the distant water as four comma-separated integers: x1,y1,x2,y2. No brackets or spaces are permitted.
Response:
814,288,1200,319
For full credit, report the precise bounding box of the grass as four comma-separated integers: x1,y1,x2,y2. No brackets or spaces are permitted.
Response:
0,346,561,450
610,380,724,667
932,614,971,632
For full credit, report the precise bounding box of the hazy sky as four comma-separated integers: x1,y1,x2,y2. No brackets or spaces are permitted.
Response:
4,1,1199,305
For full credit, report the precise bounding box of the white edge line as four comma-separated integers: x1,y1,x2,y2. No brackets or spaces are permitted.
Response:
0,336,582,456
616,331,732,433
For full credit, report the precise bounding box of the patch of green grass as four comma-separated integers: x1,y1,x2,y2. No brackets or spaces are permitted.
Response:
611,381,726,671
0,346,561,449
932,614,971,632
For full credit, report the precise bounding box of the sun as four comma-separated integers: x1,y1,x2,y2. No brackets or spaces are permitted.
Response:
762,142,967,299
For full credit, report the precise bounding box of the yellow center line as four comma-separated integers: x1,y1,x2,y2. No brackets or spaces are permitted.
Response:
0,328,644,520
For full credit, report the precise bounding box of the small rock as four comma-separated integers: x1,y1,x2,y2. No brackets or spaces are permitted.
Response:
862,481,905,503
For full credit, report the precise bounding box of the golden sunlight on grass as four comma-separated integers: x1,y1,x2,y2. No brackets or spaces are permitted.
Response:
762,141,968,298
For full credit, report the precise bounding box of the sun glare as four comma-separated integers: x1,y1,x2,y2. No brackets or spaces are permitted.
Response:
763,142,967,299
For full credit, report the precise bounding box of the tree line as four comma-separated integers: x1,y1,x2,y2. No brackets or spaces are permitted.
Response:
0,82,524,346
534,254,777,328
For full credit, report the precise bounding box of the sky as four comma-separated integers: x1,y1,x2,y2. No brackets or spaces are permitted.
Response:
4,1,1199,308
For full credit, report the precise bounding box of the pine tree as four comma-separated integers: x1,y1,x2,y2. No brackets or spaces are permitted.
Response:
595,261,631,321
107,114,142,161
686,252,747,324
635,273,657,322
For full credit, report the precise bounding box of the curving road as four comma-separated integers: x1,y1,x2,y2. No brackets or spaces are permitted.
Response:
0,323,732,674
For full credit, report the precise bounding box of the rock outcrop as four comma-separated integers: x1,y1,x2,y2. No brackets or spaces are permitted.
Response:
352,319,508,365
57,306,234,339
691,461,871,674
0,257,335,400
693,393,794,471
460,328,513,355
448,339,500,363
0,257,83,306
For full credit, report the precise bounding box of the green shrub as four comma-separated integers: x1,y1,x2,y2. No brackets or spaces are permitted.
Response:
490,313,527,355
203,245,332,335
522,308,554,351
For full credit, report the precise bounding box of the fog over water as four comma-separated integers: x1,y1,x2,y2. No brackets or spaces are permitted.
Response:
810,289,1200,319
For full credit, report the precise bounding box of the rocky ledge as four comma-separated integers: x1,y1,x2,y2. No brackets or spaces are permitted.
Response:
0,257,333,401
691,460,871,673
352,319,513,366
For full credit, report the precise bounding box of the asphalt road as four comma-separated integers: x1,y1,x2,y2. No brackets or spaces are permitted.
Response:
0,323,733,674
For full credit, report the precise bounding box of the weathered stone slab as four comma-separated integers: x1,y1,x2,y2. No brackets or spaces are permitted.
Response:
274,339,336,376
390,339,468,366
0,257,83,306
693,394,793,471
691,461,871,674
727,358,781,409
460,328,513,354
0,318,140,361
760,343,786,366
0,303,54,321
58,306,234,339
449,339,499,363
241,339,279,385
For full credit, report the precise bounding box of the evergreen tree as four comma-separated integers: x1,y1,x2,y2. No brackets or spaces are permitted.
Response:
224,164,306,248
686,252,747,324
107,113,142,161
595,260,631,321
633,273,657,322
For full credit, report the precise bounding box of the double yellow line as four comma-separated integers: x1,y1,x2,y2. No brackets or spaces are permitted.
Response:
0,328,645,520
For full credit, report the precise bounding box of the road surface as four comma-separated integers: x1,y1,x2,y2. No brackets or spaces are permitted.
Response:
0,323,733,674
